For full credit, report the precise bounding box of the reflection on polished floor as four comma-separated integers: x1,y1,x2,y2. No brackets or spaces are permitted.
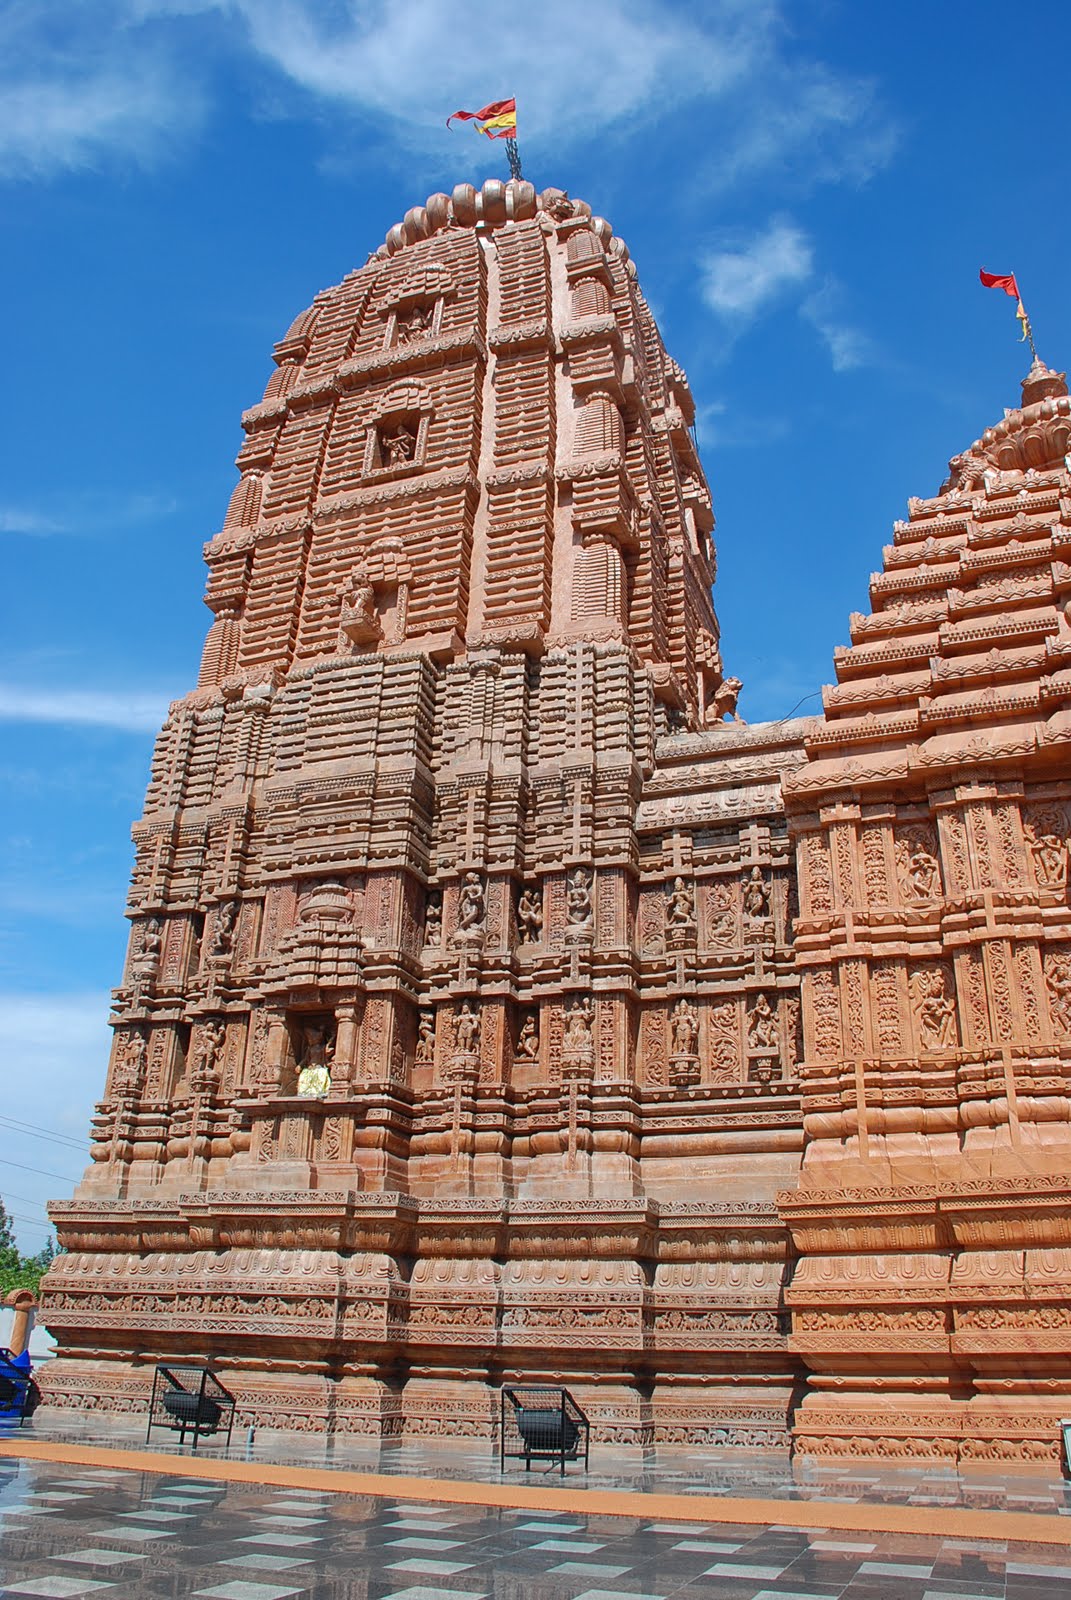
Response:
2,1449,1071,1600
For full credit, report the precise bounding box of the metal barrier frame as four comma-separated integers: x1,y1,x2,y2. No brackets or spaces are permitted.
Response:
146,1363,236,1451
500,1384,590,1476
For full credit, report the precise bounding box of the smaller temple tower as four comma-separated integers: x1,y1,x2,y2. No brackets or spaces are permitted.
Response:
781,359,1071,1466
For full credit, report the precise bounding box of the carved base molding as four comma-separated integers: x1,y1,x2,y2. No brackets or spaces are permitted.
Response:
794,1398,1068,1466
38,1358,794,1449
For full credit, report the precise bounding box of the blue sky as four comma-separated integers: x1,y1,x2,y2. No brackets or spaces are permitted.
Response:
2,0,1069,1249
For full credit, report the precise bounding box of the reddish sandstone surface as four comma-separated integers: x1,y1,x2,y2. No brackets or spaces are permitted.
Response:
41,179,1071,1465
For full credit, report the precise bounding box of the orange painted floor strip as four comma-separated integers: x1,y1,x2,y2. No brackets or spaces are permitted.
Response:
1,1436,1069,1548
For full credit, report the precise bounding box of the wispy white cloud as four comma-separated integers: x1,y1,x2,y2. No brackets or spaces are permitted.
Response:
800,280,873,372
701,219,814,322
0,490,178,537
0,3,204,179
694,399,791,451
0,1,893,196
700,219,873,373
0,685,170,732
0,508,68,536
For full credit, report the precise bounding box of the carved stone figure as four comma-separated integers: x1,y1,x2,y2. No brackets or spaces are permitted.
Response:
113,1027,148,1092
912,969,956,1050
1046,954,1071,1034
905,844,940,901
381,422,417,466
665,877,696,930
424,893,443,946
711,674,745,725
196,1017,226,1086
516,1013,540,1060
669,998,699,1058
454,1000,480,1056
747,994,778,1051
339,566,382,645
743,867,770,921
1028,822,1068,890
395,303,433,343
566,868,593,926
296,1021,333,1097
210,900,237,958
454,872,486,939
140,917,162,964
517,885,543,944
562,997,595,1056
415,1010,435,1063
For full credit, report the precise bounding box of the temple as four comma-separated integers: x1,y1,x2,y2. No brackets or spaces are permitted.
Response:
42,178,1071,1466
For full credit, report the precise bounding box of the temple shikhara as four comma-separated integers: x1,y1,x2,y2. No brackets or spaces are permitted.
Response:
42,178,1071,1466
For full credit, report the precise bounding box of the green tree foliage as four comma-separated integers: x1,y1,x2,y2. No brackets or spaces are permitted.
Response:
0,1198,59,1297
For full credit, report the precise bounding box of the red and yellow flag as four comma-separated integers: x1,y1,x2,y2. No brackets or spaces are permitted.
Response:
980,268,1030,342
447,98,517,140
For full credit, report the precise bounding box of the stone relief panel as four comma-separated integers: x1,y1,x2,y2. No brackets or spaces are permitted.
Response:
707,999,741,1085
1025,805,1069,893
895,823,941,904
909,962,958,1052
704,878,737,949
1044,947,1071,1036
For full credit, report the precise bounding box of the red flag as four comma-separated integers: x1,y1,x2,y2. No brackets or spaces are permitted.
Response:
447,98,516,129
979,269,1021,300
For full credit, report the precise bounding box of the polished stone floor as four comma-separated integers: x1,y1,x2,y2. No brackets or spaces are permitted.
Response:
2,1456,1071,1600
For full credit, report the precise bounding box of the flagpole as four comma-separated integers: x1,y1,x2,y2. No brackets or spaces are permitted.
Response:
505,136,522,182
1018,296,1040,363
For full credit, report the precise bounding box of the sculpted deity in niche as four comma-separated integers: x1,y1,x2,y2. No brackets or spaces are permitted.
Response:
912,969,957,1050
296,1022,334,1097
566,868,593,926
341,567,378,631
563,997,595,1054
670,998,699,1057
516,1012,540,1060
517,886,543,945
211,900,237,958
140,917,162,964
455,1000,480,1056
747,994,778,1051
1027,814,1068,890
665,877,696,930
415,1011,435,1063
394,303,433,344
905,843,940,901
455,872,486,937
379,421,417,467
424,892,443,946
114,1027,148,1093
743,867,770,921
197,1016,226,1084
1045,954,1071,1034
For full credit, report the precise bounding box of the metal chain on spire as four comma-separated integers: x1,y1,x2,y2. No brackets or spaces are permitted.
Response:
505,137,523,181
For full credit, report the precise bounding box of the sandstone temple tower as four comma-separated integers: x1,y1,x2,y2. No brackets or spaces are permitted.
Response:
44,178,1071,1465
